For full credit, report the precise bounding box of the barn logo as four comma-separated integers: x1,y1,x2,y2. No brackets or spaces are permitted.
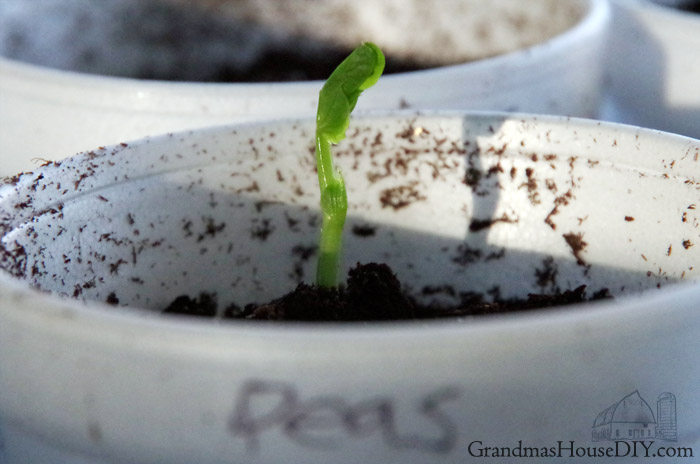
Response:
592,390,677,442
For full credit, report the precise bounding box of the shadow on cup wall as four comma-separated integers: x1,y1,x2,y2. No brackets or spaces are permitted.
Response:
605,0,700,139
0,159,658,315
1,188,651,313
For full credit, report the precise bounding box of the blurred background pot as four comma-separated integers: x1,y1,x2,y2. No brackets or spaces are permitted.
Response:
0,0,609,176
604,0,700,138
1,111,699,463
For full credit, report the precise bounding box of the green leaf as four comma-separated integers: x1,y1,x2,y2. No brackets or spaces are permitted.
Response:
317,42,385,144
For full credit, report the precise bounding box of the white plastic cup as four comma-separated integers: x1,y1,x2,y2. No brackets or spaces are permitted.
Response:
605,0,700,139
0,0,609,177
1,111,699,463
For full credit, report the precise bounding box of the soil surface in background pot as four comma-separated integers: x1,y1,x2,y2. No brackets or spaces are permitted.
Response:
1,0,580,82
0,2,431,82
677,2,700,13
161,262,610,321
655,0,700,13
209,50,426,83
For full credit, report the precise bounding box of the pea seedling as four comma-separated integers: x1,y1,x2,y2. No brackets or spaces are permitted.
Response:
315,42,385,288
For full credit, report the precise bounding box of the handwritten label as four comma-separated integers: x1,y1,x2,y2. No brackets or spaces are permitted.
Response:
228,379,461,454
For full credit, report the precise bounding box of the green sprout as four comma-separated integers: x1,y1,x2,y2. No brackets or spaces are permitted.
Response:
315,42,385,288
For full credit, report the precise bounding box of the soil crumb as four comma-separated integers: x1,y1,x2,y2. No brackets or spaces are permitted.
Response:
163,293,217,317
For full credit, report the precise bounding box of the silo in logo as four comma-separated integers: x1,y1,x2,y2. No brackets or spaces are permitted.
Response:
656,392,677,441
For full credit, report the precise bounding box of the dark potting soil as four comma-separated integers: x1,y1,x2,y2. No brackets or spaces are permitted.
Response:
162,262,610,322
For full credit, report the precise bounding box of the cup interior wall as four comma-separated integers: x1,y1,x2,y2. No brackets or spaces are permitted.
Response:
1,114,698,313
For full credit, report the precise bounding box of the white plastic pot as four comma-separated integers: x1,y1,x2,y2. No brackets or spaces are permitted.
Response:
1,111,699,463
0,0,609,177
605,0,700,139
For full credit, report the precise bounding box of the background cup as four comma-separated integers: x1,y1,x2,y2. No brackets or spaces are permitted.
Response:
0,0,609,177
1,111,698,463
604,0,700,139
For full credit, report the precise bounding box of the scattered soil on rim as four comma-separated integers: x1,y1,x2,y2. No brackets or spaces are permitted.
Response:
162,262,610,322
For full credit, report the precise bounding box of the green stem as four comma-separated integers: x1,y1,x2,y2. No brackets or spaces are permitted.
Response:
316,133,334,194
315,133,347,288
316,214,345,288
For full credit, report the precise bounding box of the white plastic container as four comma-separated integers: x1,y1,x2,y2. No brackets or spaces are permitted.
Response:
1,111,699,463
605,0,700,138
0,0,609,177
